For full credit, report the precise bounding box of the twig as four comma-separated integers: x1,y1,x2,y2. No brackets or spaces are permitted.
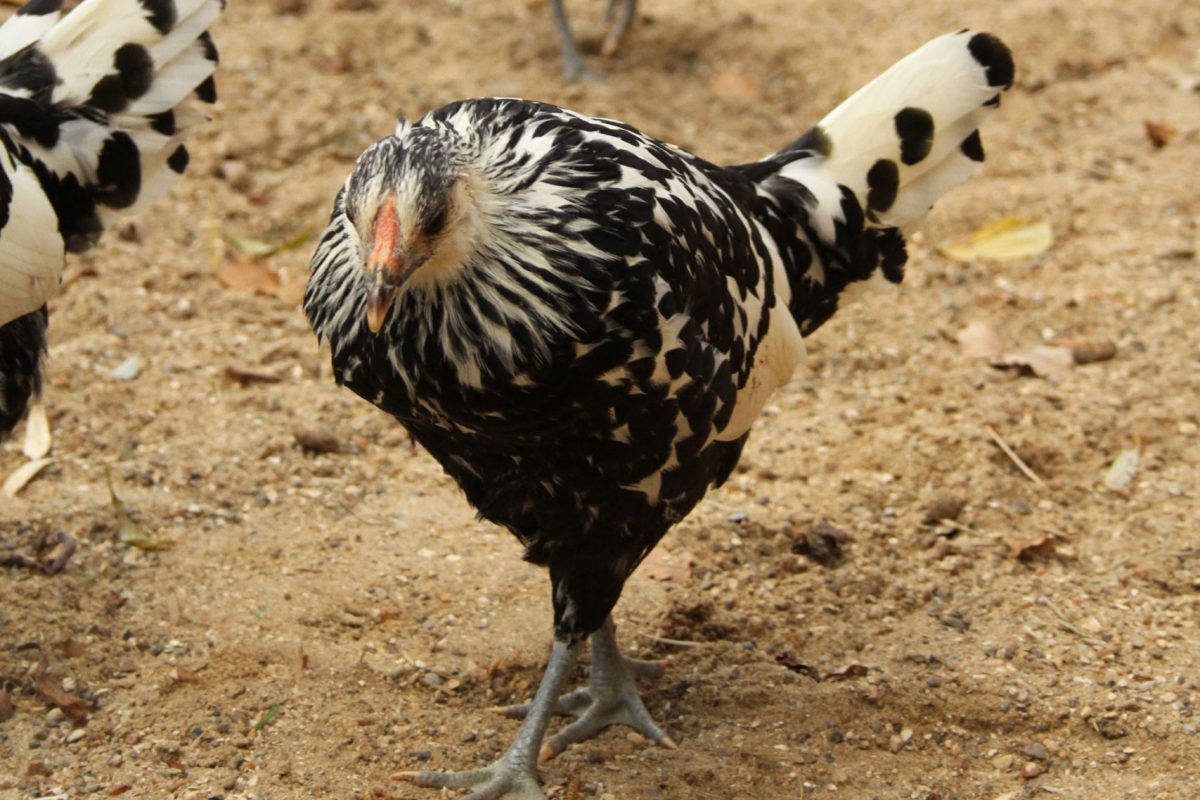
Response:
1037,597,1099,644
640,633,702,649
986,425,1047,488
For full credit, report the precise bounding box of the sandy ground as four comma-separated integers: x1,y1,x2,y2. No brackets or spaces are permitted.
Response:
2,0,1199,798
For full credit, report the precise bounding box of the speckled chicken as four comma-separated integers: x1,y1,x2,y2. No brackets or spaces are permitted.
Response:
305,30,1014,800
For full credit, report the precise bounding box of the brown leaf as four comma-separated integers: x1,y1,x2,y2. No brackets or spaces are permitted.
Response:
216,258,281,295
33,657,89,723
956,321,1003,359
1006,535,1057,562
791,520,850,567
103,591,127,611
62,638,87,659
824,663,870,681
990,346,1075,378
105,785,133,796
223,366,285,386
1144,120,1177,148
0,688,13,722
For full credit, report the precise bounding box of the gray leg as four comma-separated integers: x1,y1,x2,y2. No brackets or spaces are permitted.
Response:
399,639,582,800
601,0,638,57
501,617,674,762
548,0,604,83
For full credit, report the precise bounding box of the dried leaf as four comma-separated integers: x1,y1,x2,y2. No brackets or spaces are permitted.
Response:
62,638,87,659
33,657,89,723
956,321,1003,359
223,366,285,386
105,469,174,551
216,257,281,294
3,458,52,497
937,218,1054,262
225,231,277,257
225,226,314,259
990,346,1075,378
22,402,51,459
640,548,696,583
1144,120,1177,148
823,663,870,681
1103,449,1140,490
1007,535,1057,561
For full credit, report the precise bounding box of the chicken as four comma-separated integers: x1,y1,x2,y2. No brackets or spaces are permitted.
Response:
0,0,224,435
305,30,1014,800
549,0,637,82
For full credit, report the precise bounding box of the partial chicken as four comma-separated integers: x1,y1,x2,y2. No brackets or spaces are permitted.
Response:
0,0,224,435
549,0,636,82
305,30,1014,800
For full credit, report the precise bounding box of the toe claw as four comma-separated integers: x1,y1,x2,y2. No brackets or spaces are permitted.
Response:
659,735,678,750
538,741,560,764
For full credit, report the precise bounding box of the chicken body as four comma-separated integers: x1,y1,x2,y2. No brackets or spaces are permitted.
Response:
306,31,1014,799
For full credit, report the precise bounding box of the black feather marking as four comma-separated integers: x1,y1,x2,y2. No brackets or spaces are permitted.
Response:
788,125,833,158
0,45,57,99
894,107,934,166
968,33,1015,89
198,31,219,63
16,0,61,15
0,151,11,229
148,109,176,136
0,95,59,147
983,94,1001,108
960,130,985,162
194,76,217,103
139,0,177,34
0,308,48,436
94,132,142,208
166,144,189,174
866,159,899,213
87,75,127,113
114,44,154,100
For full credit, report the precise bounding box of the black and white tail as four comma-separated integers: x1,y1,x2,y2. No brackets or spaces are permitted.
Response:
0,0,222,434
753,30,1015,335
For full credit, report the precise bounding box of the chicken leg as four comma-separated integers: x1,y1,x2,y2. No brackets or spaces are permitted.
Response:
399,639,582,799
501,616,674,761
548,0,638,82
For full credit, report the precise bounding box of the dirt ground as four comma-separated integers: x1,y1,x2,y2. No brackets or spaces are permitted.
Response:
2,0,1199,798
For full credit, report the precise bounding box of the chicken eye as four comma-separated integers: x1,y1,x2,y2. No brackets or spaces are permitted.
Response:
425,206,447,237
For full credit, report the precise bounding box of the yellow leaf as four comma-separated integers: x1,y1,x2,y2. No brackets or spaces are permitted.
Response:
937,218,1054,263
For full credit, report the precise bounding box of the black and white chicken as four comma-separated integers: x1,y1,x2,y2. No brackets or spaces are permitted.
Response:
305,30,1014,800
0,0,223,436
548,0,636,82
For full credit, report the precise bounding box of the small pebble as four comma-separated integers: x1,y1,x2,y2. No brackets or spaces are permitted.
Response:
1024,743,1048,761
66,729,85,744
1022,761,1044,779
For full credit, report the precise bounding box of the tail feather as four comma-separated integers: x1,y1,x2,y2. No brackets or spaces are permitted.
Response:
745,30,1014,337
801,30,1014,230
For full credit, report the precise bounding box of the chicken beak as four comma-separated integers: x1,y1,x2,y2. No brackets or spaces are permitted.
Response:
366,271,398,333
365,197,403,334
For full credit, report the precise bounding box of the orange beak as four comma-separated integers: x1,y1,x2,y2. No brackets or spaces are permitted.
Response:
365,197,402,334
